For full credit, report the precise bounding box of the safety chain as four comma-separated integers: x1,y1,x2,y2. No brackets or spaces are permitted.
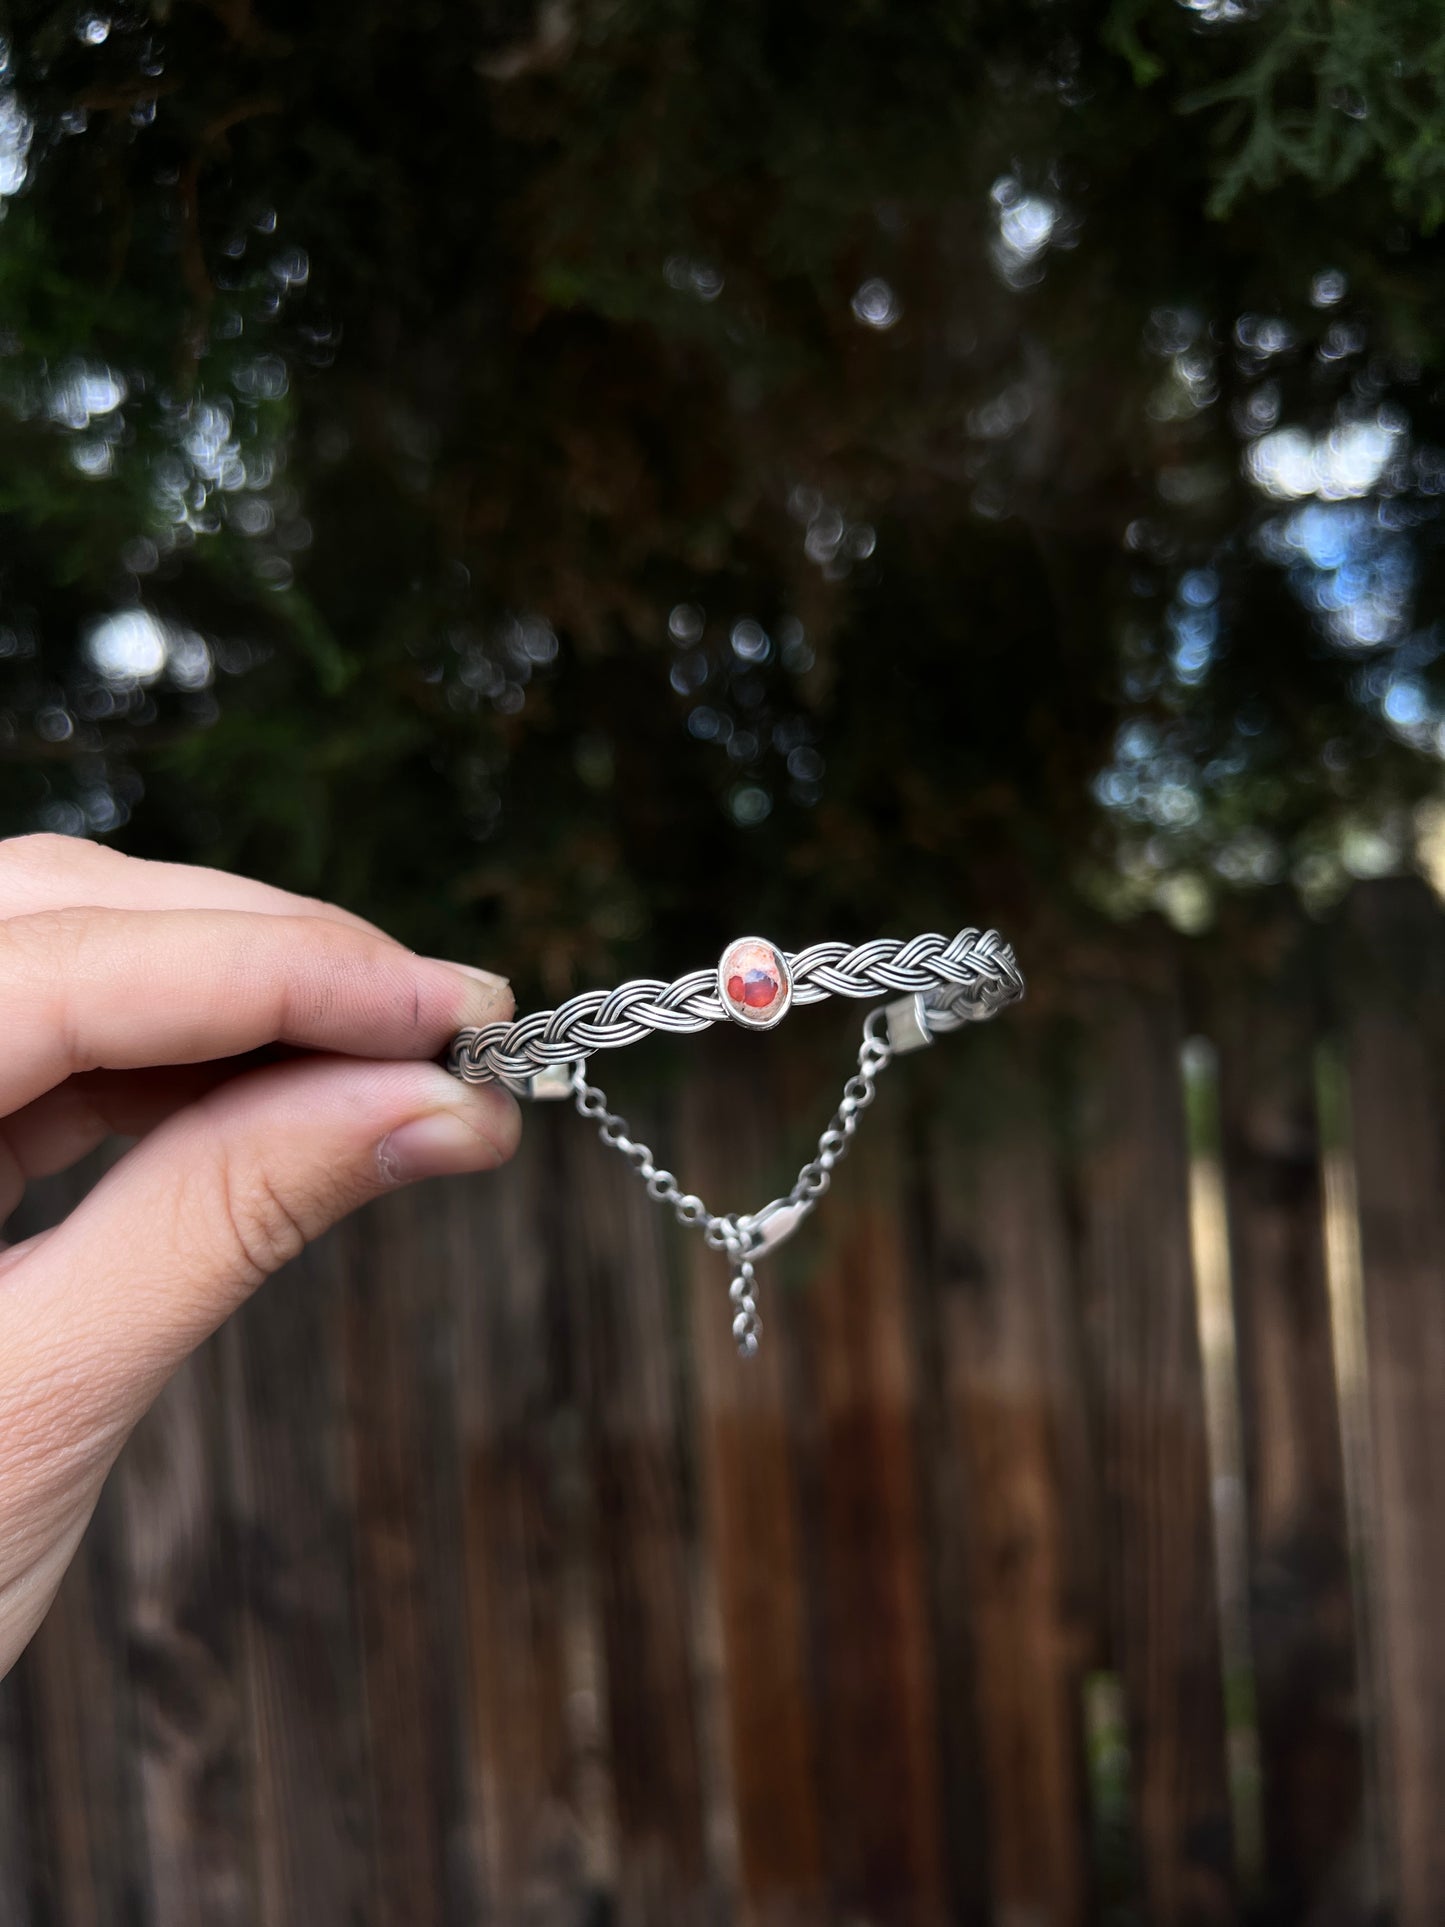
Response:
566,1006,894,1355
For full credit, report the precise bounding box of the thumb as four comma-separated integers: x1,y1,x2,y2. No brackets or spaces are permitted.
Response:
2,1053,519,1456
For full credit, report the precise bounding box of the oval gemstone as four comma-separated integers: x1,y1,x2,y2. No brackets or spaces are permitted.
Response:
720,938,786,1022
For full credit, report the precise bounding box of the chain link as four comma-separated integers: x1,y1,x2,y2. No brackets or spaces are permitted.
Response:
568,1009,896,1356
778,1007,892,1212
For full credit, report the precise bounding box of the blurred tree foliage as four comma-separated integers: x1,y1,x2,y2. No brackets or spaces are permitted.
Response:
2,0,1445,983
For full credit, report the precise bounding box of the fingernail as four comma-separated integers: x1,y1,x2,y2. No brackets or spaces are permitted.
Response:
431,958,509,992
377,1106,514,1185
425,957,512,1028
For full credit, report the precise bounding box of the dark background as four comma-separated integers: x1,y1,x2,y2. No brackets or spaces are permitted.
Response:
4,2,1445,1922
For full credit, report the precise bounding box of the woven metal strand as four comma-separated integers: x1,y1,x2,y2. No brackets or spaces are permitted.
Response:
447,928,1024,1090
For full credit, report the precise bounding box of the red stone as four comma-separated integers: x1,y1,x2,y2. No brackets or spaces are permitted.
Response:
728,969,778,1009
721,940,784,1016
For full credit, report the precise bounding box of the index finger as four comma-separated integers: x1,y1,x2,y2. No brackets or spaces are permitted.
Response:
1,906,510,1117
0,833,395,937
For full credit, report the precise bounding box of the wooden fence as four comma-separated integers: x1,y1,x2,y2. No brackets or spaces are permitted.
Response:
3,879,1445,1926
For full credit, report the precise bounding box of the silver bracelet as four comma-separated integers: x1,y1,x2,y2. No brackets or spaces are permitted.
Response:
447,929,1025,1355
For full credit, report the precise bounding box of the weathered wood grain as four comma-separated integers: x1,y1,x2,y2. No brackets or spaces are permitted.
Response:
791,1080,950,1927
1343,881,1445,1927
682,1044,826,1927
22,1513,142,1927
1073,977,1236,1923
927,1032,1095,1927
218,1231,374,1927
559,1082,712,1926
338,1186,475,1927
113,1349,257,1926
1213,976,1367,1920
0,1661,33,1925
448,1115,588,1920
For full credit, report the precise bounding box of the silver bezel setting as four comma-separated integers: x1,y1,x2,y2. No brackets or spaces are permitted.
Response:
717,934,793,1031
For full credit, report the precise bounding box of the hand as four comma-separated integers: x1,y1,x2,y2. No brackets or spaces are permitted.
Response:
0,834,519,1676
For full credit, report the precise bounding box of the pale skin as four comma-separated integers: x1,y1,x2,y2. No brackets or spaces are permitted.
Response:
0,833,520,1677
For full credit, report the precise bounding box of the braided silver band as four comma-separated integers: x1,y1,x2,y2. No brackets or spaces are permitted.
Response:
445,925,1024,1358
447,928,1024,1092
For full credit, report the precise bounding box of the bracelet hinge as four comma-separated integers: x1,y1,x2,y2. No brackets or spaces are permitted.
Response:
523,1063,578,1100
884,993,935,1055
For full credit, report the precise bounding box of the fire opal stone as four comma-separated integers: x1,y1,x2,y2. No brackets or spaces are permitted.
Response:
722,939,785,1018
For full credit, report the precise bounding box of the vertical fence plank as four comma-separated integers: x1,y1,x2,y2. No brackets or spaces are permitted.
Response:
1074,975,1235,1923
683,1045,826,1927
339,1185,477,1927
791,1087,949,1927
908,1218,992,1927
0,1663,33,1925
114,1350,257,1926
1213,975,1367,1918
560,1089,711,1926
218,1233,374,1927
22,1523,140,1927
449,1120,586,1920
927,1034,1095,1927
1343,880,1445,1927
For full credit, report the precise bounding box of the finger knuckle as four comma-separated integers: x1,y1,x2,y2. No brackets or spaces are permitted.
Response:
0,903,104,959
281,920,427,1036
0,908,113,1058
214,1151,312,1285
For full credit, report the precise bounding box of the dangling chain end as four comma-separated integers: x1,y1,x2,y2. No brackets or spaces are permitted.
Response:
546,983,979,1361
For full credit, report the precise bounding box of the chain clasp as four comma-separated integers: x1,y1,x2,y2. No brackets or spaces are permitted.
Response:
740,1196,813,1257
